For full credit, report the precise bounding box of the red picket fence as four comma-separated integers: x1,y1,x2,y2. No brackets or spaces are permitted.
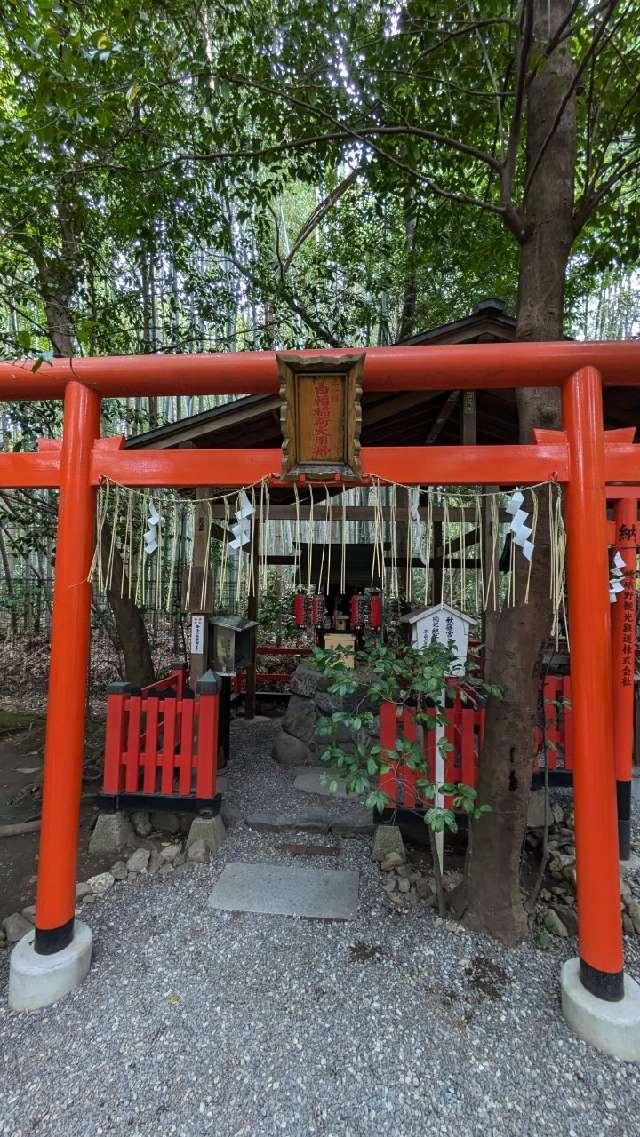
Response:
101,666,220,809
379,675,572,810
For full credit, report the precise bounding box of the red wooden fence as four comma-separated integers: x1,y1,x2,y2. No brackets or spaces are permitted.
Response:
379,675,572,810
102,667,220,806
233,644,313,692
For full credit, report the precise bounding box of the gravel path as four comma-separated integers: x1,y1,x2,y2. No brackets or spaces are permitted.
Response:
2,720,640,1137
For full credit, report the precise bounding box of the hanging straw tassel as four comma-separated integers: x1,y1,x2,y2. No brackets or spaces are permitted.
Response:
319,486,330,594
217,496,230,609
523,487,539,605
165,497,181,612
474,493,482,615
340,490,347,595
424,488,433,606
293,482,301,590
307,484,315,594
199,499,213,610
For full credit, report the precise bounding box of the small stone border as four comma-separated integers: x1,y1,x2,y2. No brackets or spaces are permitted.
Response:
0,818,219,952
371,801,640,944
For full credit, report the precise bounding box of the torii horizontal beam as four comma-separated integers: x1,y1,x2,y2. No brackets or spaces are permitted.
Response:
0,339,640,400
0,435,637,489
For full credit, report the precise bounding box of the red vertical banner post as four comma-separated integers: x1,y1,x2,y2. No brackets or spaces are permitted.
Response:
35,381,100,954
563,367,624,1000
611,497,638,861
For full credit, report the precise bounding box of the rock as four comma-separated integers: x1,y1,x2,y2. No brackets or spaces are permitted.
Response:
373,825,405,865
527,788,548,829
282,694,318,744
2,912,32,944
147,849,163,876
186,813,225,855
76,882,93,899
620,881,633,907
89,811,134,856
415,878,431,899
150,811,181,835
159,843,182,863
289,665,330,699
380,852,404,872
173,850,186,867
396,864,412,879
627,900,640,934
397,878,411,894
623,913,635,936
131,810,152,837
126,847,150,874
87,871,115,896
544,909,568,938
551,803,565,826
187,839,209,864
82,893,97,906
382,877,397,893
271,728,312,768
553,903,578,936
158,862,174,876
20,905,36,924
110,860,128,882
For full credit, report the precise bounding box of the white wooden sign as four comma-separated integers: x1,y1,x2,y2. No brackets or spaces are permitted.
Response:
401,603,475,872
401,602,474,676
190,614,206,656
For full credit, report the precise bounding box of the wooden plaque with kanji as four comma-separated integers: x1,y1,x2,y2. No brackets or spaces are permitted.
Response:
277,352,363,480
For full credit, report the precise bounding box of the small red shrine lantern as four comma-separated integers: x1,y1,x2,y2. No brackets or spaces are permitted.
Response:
350,590,382,631
294,591,326,628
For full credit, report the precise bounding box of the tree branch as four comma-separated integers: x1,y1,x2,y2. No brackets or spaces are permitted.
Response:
282,167,360,274
500,0,533,211
573,153,640,235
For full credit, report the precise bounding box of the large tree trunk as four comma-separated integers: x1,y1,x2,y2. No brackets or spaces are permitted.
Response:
463,0,577,944
100,527,155,688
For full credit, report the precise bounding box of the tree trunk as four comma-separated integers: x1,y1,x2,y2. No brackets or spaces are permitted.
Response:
100,527,155,688
463,0,576,944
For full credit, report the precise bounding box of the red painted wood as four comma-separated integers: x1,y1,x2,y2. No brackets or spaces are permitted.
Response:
143,697,159,793
402,708,417,808
563,678,573,771
379,701,398,805
103,693,126,793
178,699,195,796
461,710,475,787
2,340,640,402
160,699,177,795
124,697,142,793
195,693,218,799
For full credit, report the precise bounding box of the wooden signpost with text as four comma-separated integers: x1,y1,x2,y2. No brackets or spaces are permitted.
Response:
278,352,363,481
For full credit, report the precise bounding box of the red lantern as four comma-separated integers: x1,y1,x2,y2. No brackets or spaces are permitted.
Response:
294,592,306,628
370,591,382,629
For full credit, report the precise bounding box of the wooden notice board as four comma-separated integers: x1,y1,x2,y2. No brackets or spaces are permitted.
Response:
278,352,363,480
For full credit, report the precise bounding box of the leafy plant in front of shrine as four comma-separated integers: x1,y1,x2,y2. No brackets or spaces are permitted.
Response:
312,641,498,915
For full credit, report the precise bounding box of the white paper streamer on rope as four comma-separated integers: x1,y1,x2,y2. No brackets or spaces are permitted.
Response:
143,499,162,556
88,475,566,638
609,549,626,602
228,490,254,554
506,488,534,562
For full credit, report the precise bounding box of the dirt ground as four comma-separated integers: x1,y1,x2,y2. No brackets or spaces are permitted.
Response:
0,711,116,921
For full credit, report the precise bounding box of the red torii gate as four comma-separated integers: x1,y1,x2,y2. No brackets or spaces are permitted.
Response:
1,343,639,1056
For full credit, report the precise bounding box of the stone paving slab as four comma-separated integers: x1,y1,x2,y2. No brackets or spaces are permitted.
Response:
293,766,361,799
207,861,360,920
